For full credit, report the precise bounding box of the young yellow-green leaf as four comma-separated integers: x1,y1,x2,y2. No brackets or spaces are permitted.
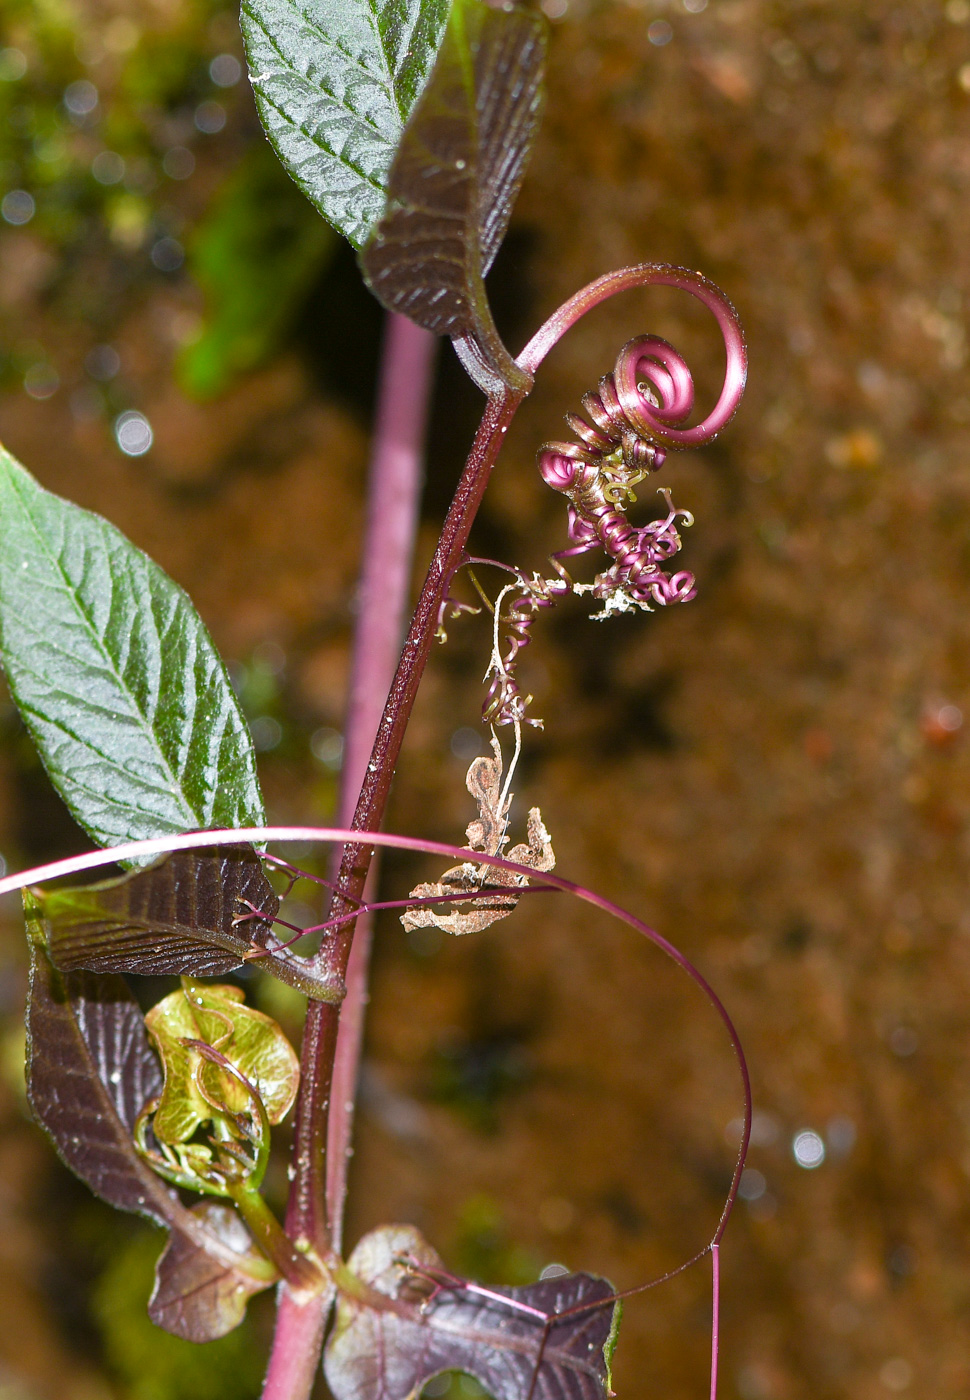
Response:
359,0,547,394
146,978,300,1145
240,0,450,249
0,446,265,858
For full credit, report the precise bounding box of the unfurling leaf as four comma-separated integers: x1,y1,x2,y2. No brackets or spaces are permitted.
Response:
241,0,450,249
149,1201,277,1341
145,977,300,1147
359,0,547,395
30,845,341,1001
325,1225,621,1400
402,735,554,935
0,446,264,860
25,944,277,1340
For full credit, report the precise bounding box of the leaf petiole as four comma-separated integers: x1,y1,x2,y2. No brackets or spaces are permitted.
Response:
228,1184,329,1298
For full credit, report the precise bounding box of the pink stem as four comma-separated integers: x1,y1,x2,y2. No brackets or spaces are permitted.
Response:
710,1242,721,1400
260,1294,328,1400
326,314,436,1254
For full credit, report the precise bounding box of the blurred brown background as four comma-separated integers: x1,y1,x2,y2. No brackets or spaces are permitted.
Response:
0,0,969,1397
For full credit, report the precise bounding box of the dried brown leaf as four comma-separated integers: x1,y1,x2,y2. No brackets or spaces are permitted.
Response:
402,737,554,935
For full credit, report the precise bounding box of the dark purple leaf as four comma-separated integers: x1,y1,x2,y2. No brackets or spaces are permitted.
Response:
149,1202,277,1342
325,1226,621,1400
359,0,547,395
26,945,277,1339
31,846,341,1002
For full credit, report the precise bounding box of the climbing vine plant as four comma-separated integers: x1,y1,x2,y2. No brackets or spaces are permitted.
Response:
0,2,748,1399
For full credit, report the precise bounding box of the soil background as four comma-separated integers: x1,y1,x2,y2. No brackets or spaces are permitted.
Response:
0,2,968,1399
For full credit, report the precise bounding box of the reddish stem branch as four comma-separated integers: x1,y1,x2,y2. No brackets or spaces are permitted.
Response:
326,314,437,1252
271,313,436,1400
282,384,528,1275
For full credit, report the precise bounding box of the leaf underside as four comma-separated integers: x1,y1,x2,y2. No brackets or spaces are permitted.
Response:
359,0,547,394
241,0,450,249
32,846,342,1001
326,1226,620,1400
0,446,265,861
149,1202,275,1339
35,847,277,979
25,945,276,1341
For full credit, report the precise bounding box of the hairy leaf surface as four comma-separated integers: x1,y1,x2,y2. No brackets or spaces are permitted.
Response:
359,0,547,393
0,447,264,858
241,0,449,249
26,944,277,1340
325,1225,620,1400
31,847,342,1001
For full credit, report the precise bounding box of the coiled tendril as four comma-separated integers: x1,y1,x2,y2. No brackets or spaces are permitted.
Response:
480,332,735,729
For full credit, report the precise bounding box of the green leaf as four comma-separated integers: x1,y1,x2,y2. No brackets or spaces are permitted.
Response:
0,446,265,857
178,144,338,400
240,0,450,249
359,0,547,394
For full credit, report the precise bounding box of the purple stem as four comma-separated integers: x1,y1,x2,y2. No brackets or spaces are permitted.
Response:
280,385,528,1286
260,1298,328,1400
326,313,436,1252
710,1242,721,1400
268,314,436,1400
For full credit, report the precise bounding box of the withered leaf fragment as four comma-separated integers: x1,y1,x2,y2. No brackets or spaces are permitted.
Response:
31,845,342,1001
325,1225,621,1400
25,943,277,1340
360,0,547,395
402,736,554,935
